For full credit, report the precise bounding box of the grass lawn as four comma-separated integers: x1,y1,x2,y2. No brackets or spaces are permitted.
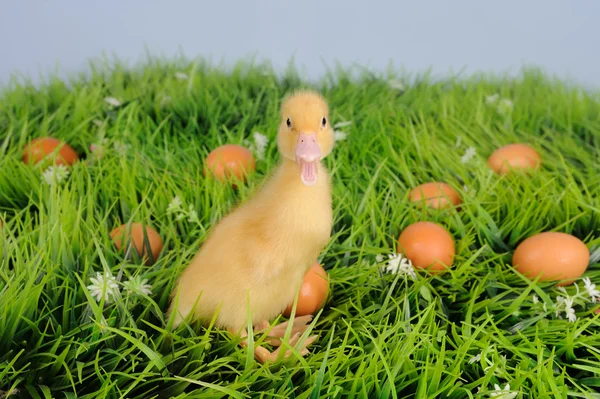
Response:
1,58,600,398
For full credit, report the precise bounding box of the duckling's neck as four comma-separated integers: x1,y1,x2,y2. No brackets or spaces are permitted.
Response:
252,157,331,220
274,158,330,193
256,158,331,241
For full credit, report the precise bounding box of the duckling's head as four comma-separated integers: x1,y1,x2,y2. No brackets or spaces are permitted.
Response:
277,89,335,186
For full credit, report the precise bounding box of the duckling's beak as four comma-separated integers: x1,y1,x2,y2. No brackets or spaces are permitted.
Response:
295,133,321,186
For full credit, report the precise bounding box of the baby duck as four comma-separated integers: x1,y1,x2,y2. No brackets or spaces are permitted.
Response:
168,89,335,363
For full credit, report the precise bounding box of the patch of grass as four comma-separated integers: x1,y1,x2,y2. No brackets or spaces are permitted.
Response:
1,57,600,398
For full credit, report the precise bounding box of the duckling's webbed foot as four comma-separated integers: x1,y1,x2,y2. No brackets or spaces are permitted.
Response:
253,332,317,363
256,315,314,346
231,318,317,364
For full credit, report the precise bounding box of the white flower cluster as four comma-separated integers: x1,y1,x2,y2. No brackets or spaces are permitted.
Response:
174,71,189,81
469,347,517,398
87,271,152,303
244,132,269,160
333,120,351,142
89,136,130,158
454,135,477,165
485,93,513,115
530,276,600,323
488,383,518,399
104,97,122,107
377,253,416,279
42,164,70,186
167,195,200,224
388,79,405,92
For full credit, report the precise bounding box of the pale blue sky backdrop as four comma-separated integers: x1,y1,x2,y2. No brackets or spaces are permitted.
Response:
1,0,599,87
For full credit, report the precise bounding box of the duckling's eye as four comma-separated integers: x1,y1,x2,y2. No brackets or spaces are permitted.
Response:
321,117,327,127
286,118,292,128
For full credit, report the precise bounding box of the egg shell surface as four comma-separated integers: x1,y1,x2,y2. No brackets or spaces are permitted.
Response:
397,221,455,272
283,262,329,317
488,143,541,175
204,144,256,183
23,137,79,166
408,182,462,209
512,231,589,285
110,223,163,265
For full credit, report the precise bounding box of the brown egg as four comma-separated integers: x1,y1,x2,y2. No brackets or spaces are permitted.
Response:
512,232,589,285
409,182,462,209
488,143,541,175
283,262,329,317
204,144,256,183
110,223,163,265
397,221,455,272
23,137,79,166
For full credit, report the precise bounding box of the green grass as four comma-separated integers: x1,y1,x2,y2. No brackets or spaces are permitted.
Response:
1,57,600,398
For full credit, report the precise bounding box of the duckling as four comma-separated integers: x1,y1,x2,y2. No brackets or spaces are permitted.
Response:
168,89,335,363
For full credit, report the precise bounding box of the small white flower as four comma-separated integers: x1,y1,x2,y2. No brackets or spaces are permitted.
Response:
486,94,499,105
253,132,268,146
87,271,120,302
583,277,600,302
104,97,122,107
564,297,577,322
175,72,189,80
187,204,199,224
498,99,513,115
460,146,476,164
246,132,269,160
463,185,469,193
334,131,347,142
42,165,70,185
334,120,352,129
388,79,405,91
489,383,517,399
252,131,269,160
380,253,416,279
555,292,577,322
188,210,199,224
123,275,153,296
468,352,482,364
175,213,186,221
167,196,183,214
113,141,129,156
93,119,104,127
532,295,539,304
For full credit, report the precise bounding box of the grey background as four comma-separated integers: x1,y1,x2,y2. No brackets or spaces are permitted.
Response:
1,0,599,87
